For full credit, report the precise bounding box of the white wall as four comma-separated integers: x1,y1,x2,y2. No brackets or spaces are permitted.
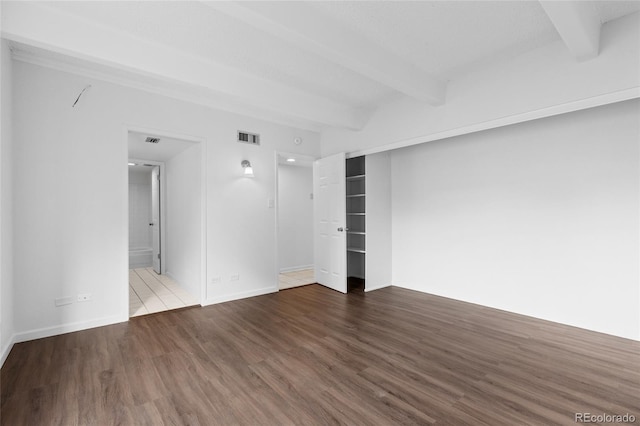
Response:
0,37,15,363
365,152,392,292
11,60,320,342
128,168,152,250
165,143,201,300
391,99,640,340
277,164,314,272
321,12,640,157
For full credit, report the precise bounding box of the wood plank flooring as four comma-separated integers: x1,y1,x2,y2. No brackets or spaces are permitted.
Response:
2,285,639,425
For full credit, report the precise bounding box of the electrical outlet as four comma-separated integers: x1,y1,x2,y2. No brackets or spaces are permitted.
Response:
55,296,74,307
77,293,92,302
230,274,240,281
210,276,221,285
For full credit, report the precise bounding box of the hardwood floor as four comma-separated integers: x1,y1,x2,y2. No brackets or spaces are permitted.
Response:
2,285,639,425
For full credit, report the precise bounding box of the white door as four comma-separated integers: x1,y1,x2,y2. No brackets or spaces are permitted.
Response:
151,166,161,274
313,152,347,293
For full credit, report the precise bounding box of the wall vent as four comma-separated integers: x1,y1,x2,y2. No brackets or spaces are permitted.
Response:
145,137,160,144
237,131,260,146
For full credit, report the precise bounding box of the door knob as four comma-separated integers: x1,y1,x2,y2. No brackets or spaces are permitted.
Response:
337,227,344,232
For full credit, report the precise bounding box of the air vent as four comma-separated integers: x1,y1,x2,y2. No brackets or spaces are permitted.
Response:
237,131,260,146
145,137,160,144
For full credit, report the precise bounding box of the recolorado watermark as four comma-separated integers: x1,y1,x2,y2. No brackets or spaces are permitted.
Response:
575,413,636,423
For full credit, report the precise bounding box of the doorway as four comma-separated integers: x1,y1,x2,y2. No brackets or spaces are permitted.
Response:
127,163,162,272
276,152,316,290
127,129,205,317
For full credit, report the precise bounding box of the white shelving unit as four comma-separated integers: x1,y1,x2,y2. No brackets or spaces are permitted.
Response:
346,157,366,288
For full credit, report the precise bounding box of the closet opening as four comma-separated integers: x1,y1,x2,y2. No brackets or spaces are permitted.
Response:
346,156,366,292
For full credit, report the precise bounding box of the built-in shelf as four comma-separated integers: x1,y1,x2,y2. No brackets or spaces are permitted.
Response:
346,174,365,181
346,156,366,288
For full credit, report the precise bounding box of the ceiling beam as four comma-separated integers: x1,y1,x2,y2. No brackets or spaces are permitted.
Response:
540,1,601,61
1,2,368,130
206,1,446,106
9,44,327,133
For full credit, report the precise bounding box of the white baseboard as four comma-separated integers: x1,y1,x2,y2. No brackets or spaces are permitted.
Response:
1,334,16,368
203,286,277,306
129,262,153,269
12,315,127,345
364,283,391,292
279,264,313,274
392,283,640,342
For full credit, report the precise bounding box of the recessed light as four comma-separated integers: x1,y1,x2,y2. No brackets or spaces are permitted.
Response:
128,162,136,166
286,158,296,162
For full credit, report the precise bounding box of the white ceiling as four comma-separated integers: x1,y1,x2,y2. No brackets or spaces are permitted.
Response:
277,153,314,168
309,1,558,79
128,131,197,162
3,1,639,132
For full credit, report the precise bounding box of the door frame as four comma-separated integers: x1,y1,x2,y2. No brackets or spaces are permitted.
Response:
128,158,165,274
273,151,317,290
123,125,207,321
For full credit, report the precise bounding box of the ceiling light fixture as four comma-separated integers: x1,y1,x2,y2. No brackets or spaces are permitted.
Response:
286,158,296,162
241,160,254,177
128,162,136,166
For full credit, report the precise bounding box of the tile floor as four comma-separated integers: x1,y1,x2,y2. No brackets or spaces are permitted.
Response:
129,267,199,317
278,268,315,290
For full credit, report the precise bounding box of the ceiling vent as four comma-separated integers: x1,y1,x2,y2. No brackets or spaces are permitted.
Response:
145,137,160,144
237,131,260,146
